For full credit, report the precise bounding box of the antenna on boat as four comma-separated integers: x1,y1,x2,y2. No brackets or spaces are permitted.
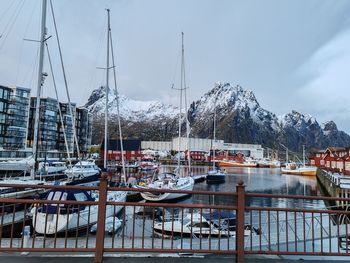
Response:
31,0,48,179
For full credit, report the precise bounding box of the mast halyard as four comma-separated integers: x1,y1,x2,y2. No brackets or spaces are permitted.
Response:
104,9,111,170
109,20,126,183
32,0,47,179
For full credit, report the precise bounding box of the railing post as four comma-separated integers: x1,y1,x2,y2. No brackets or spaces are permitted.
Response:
94,172,108,263
236,180,245,263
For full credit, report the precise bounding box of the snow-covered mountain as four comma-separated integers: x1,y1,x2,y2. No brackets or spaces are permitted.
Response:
85,86,178,121
85,83,350,151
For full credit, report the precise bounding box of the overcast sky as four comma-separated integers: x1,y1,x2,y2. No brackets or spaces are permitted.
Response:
1,0,350,132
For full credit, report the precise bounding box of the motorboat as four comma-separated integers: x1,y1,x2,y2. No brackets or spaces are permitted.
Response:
136,172,194,202
37,161,67,176
153,212,252,238
64,161,101,182
31,188,127,234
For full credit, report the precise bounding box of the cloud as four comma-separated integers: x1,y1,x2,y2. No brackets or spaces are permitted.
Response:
297,29,350,131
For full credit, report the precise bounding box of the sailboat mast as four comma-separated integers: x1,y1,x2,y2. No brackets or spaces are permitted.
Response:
109,22,126,183
32,0,47,178
303,145,305,167
177,33,184,173
213,98,216,170
104,9,111,170
182,32,191,175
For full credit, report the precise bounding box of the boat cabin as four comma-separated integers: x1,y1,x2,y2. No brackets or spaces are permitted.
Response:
40,189,94,214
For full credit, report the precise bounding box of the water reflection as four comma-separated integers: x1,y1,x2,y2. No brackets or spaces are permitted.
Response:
159,165,325,209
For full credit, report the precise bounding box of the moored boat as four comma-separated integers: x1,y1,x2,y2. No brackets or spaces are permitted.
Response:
31,188,127,234
153,212,252,238
219,160,257,168
64,161,100,182
137,172,194,202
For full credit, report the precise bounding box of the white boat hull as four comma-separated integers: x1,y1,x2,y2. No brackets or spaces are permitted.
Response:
32,191,127,234
140,177,194,202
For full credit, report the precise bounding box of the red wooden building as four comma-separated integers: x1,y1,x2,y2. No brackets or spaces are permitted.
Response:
100,139,142,162
184,149,208,161
309,147,350,174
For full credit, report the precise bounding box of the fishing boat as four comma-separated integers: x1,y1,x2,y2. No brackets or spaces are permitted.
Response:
219,159,258,168
281,146,317,176
257,159,281,168
31,188,127,234
135,33,194,202
153,212,252,238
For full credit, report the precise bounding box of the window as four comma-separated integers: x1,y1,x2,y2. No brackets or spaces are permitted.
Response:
74,192,88,201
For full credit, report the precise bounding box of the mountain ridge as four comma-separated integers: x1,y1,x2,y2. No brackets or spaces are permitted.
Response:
85,83,350,151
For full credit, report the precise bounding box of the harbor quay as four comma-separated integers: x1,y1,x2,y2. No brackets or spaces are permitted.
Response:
1,169,350,262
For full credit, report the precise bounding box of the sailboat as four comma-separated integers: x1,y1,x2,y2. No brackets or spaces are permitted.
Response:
31,187,126,234
137,32,194,202
32,8,127,235
206,95,225,183
281,145,317,176
0,0,53,236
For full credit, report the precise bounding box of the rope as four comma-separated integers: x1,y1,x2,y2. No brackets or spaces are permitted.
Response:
0,0,25,51
109,28,126,183
45,42,72,166
49,0,81,161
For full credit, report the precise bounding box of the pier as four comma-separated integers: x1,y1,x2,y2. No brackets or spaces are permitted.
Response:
316,169,350,206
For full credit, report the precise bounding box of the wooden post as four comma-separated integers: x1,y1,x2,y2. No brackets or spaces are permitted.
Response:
236,180,245,263
94,172,108,263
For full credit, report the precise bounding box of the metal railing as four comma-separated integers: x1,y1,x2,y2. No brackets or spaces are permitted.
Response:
1,173,350,262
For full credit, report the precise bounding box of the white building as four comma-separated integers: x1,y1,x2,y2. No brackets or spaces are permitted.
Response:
141,137,264,159
141,140,172,151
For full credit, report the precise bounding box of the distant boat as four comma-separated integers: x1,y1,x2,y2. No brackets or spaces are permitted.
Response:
206,92,226,183
207,168,226,183
31,188,127,234
281,162,317,176
219,160,257,168
257,159,281,168
281,146,317,176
